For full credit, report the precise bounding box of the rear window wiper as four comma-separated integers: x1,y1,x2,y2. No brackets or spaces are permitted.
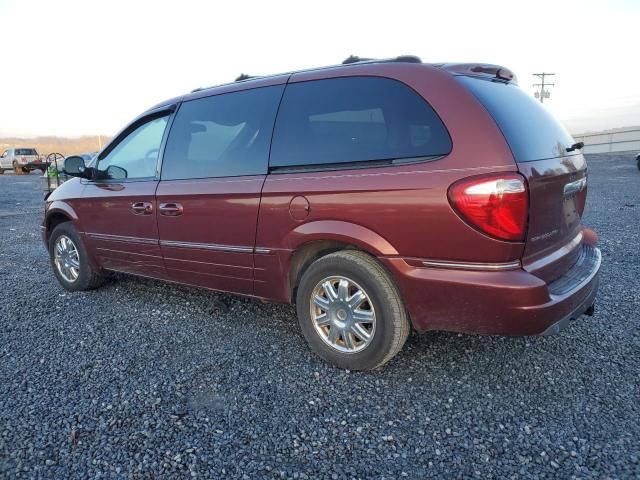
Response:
566,142,584,153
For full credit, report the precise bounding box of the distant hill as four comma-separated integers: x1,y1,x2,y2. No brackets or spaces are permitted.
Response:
0,136,111,157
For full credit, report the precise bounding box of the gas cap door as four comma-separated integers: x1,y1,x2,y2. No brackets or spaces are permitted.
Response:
289,196,310,220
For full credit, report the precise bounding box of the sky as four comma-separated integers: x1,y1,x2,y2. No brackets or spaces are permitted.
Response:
1,0,639,138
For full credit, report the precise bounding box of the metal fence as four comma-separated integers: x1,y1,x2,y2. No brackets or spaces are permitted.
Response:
572,128,640,155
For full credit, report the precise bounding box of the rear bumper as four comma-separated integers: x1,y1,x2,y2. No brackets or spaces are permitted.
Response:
23,162,45,170
380,244,601,336
539,274,598,335
13,160,44,170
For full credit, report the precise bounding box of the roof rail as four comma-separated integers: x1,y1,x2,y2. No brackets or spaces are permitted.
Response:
342,55,374,64
190,55,423,95
342,55,422,65
235,73,256,82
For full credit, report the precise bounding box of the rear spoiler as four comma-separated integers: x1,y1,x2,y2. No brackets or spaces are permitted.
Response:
438,63,517,85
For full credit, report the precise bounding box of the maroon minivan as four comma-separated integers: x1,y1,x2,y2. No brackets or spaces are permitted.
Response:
44,56,601,370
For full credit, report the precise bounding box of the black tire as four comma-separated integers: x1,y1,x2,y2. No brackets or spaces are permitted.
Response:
0,168,4,175
13,162,26,175
636,156,640,171
49,222,104,291
296,250,410,370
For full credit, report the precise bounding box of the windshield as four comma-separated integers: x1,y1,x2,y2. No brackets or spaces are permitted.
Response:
457,76,576,162
15,148,38,155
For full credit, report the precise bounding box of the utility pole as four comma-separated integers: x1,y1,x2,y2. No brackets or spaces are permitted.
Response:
533,72,555,103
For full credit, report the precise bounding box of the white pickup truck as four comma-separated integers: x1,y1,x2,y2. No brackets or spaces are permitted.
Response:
0,148,45,174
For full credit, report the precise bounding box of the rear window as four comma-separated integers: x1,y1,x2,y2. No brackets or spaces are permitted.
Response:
15,148,37,155
270,76,452,168
457,76,576,162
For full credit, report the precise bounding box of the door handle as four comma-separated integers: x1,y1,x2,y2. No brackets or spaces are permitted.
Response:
159,202,183,216
131,201,153,215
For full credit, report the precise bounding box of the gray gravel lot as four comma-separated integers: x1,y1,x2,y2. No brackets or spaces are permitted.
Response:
0,155,639,479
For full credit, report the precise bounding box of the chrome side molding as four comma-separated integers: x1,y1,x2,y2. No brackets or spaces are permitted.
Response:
88,232,272,254
86,232,158,245
160,240,253,253
422,259,521,271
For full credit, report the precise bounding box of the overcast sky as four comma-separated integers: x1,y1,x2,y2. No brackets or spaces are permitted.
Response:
1,0,639,137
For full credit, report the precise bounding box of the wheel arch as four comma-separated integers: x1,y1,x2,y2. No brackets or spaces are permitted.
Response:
284,220,400,301
45,202,79,243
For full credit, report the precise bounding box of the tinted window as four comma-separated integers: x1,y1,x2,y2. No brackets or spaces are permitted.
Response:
162,85,284,180
457,76,576,162
98,116,168,179
270,76,451,168
15,148,37,155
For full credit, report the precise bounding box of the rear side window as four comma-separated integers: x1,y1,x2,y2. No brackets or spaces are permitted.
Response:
457,76,576,162
15,149,37,155
270,76,451,168
162,85,284,180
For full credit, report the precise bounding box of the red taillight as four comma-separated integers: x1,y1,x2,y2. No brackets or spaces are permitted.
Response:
448,174,528,242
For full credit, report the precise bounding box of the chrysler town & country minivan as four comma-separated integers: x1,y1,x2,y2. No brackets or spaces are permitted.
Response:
43,56,601,370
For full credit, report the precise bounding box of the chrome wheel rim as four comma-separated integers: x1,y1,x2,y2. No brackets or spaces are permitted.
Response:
54,235,80,283
310,276,376,354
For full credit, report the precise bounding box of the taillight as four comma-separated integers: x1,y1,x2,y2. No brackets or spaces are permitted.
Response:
448,174,528,242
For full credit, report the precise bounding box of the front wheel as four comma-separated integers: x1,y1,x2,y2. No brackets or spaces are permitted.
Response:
296,250,410,370
637,156,640,171
49,222,105,291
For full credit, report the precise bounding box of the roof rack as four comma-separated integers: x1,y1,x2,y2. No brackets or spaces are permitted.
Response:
342,55,422,65
234,73,255,82
191,55,423,94
342,55,374,64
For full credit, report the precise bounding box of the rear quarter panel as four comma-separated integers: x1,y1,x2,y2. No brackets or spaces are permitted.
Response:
255,63,522,302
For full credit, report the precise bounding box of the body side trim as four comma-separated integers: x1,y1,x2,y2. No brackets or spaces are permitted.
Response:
160,239,253,253
421,259,522,271
87,232,273,255
87,232,158,245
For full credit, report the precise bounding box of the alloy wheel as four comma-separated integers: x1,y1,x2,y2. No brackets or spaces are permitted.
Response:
54,235,80,283
310,276,376,353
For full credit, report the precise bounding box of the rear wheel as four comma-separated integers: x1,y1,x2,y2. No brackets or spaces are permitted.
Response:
636,155,640,171
0,168,4,175
49,222,105,291
296,250,409,370
13,162,26,175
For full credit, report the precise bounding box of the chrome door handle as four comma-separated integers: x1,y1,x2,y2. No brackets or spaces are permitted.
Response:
159,202,183,216
132,201,153,215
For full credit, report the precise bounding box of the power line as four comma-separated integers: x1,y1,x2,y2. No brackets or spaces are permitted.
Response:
533,72,555,103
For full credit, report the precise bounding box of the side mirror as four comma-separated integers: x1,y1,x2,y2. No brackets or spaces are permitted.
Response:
106,165,128,180
63,156,89,178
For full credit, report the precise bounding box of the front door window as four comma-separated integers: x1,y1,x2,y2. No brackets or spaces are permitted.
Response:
97,116,168,180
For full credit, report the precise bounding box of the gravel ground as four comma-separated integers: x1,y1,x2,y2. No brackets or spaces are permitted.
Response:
0,155,639,479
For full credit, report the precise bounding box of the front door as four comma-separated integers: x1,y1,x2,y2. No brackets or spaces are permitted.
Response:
0,149,12,169
156,84,285,295
77,112,171,278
